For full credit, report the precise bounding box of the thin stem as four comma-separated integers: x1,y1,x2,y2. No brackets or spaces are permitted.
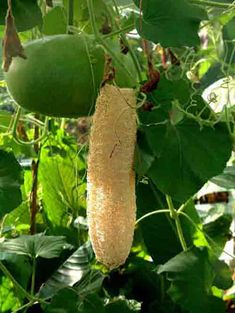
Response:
13,301,34,313
12,107,49,146
112,0,143,82
103,24,135,39
68,0,74,33
136,209,171,224
177,198,193,214
30,257,36,295
0,261,34,301
175,217,188,251
87,0,134,81
166,195,177,219
166,195,188,251
190,0,233,8
179,211,235,259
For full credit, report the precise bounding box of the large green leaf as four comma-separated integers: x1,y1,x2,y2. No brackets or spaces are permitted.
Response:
105,299,141,313
0,0,42,32
0,111,11,133
136,181,204,264
44,289,105,313
39,132,86,240
42,6,67,35
145,120,231,202
44,287,79,313
136,181,182,264
158,247,226,313
134,131,154,177
134,0,207,47
0,233,72,259
211,165,235,189
63,0,110,31
203,214,232,256
0,149,23,219
39,241,98,298
223,17,235,63
2,169,32,234
212,260,232,290
0,253,32,289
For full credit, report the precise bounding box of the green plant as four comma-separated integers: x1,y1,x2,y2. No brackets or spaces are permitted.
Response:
0,0,235,313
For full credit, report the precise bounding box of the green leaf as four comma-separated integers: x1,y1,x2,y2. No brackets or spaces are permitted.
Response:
212,260,232,290
134,0,207,47
42,6,67,35
0,149,23,219
105,298,141,313
44,287,79,313
136,181,204,264
0,253,32,289
39,241,98,299
2,169,32,234
44,289,105,313
0,0,42,32
211,165,235,189
223,17,235,63
78,293,105,313
203,214,232,256
0,276,21,312
63,0,110,32
158,247,226,313
104,39,138,88
39,132,86,241
0,233,72,259
137,181,181,264
0,111,12,133
145,120,231,202
134,131,154,177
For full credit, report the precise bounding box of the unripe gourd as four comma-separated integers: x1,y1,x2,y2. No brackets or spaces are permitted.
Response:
87,84,137,269
5,34,105,118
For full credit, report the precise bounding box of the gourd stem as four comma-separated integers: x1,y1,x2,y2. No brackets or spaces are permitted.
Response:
87,0,134,81
111,0,143,82
166,195,188,251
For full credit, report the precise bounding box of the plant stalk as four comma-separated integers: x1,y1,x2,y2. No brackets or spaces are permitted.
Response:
190,0,232,8
30,257,36,295
68,0,74,31
112,0,143,82
0,261,34,301
166,195,187,251
135,209,171,224
87,0,134,81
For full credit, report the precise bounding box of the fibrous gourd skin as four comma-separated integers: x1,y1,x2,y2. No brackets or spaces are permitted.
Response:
87,84,137,269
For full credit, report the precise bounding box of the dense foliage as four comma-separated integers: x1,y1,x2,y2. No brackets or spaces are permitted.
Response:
1,0,235,312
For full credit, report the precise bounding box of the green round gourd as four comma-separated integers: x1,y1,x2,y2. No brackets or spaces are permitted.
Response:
5,34,105,117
